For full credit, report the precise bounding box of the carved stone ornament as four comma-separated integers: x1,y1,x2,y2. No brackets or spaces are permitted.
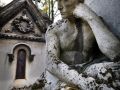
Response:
8,54,14,63
12,14,34,34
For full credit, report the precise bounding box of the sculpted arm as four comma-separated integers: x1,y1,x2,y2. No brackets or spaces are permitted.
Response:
74,3,120,60
45,27,97,89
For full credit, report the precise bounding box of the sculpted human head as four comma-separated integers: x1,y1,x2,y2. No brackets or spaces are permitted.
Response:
57,0,84,19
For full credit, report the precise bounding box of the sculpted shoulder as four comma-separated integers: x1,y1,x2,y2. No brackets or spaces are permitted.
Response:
46,19,68,34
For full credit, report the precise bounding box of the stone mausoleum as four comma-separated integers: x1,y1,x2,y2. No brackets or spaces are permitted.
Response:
0,0,51,89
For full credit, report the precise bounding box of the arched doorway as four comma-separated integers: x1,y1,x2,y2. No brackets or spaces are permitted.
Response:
15,49,26,79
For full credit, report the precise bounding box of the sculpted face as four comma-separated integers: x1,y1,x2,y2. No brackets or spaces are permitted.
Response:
57,0,84,19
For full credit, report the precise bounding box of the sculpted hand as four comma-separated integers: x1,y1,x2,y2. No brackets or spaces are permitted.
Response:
73,3,97,20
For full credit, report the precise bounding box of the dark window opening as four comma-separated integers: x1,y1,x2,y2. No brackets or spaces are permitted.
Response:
16,49,26,79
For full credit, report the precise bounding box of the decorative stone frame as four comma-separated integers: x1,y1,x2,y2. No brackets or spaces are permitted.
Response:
10,44,35,88
8,44,35,63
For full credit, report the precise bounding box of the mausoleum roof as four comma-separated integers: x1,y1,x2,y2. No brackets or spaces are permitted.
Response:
0,0,51,33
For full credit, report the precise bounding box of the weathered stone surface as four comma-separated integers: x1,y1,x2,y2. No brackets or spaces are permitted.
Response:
85,0,120,39
0,40,47,90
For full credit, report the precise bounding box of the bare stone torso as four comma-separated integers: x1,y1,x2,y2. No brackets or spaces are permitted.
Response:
51,19,96,64
57,20,78,51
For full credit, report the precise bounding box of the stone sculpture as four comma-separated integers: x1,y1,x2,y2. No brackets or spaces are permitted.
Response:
45,0,120,89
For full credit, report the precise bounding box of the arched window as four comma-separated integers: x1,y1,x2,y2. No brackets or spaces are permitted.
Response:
15,49,26,79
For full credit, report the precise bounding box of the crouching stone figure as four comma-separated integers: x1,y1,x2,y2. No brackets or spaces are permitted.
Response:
45,0,120,89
